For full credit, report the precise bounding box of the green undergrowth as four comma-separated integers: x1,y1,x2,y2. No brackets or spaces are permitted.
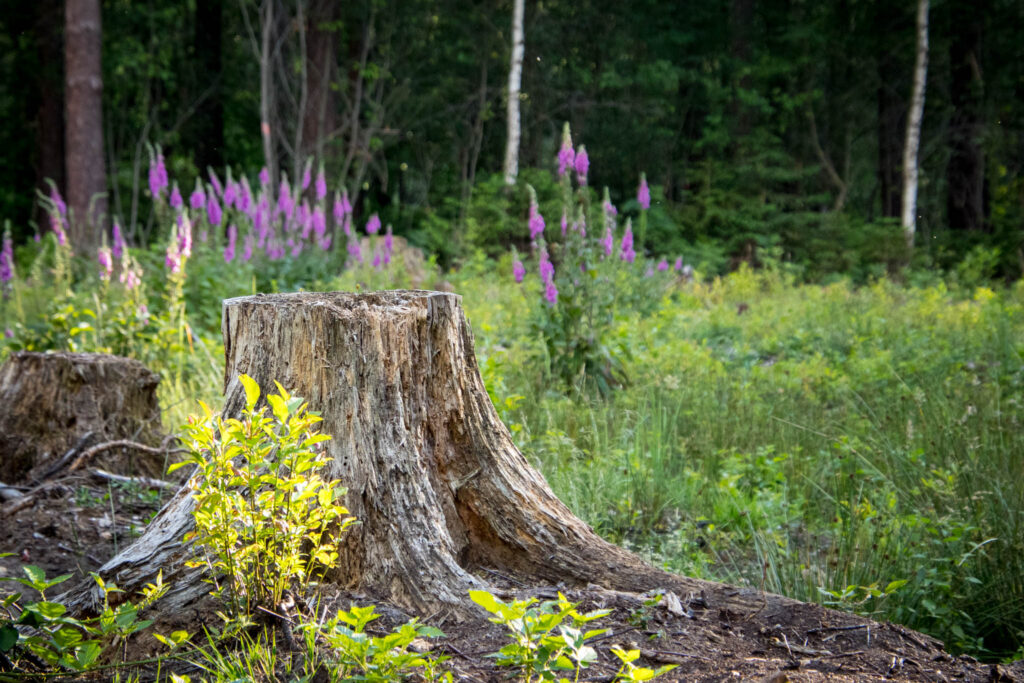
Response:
461,264,1024,659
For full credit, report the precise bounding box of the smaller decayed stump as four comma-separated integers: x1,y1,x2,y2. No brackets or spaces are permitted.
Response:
0,352,164,483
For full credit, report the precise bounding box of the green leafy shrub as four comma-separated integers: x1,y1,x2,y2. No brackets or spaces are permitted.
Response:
0,561,167,674
470,589,612,683
174,374,354,619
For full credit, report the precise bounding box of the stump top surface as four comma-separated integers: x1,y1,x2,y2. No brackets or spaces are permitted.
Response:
5,351,158,375
224,290,459,313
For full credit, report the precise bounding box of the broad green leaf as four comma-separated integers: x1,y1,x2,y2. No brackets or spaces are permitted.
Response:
267,393,288,423
0,624,19,652
469,590,502,614
239,374,260,409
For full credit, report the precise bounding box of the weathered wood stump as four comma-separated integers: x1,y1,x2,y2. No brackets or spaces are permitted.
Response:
72,291,782,621
0,352,164,483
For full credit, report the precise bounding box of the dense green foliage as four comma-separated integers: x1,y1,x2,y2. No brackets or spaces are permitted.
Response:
1,0,1023,274
458,263,1024,658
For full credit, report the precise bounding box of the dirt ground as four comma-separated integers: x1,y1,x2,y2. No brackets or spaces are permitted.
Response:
3,473,1022,682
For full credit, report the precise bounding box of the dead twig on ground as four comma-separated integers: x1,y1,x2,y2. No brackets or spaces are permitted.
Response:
68,435,187,473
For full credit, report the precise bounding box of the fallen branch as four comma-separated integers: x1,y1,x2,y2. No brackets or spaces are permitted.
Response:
68,435,187,473
35,431,97,482
89,468,177,491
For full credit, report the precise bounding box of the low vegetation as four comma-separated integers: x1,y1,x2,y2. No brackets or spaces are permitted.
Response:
1,150,1022,679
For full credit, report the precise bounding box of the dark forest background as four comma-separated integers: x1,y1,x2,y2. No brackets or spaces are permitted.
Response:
1,0,1023,278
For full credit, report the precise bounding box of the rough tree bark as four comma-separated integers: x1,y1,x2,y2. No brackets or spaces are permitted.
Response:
300,0,339,162
0,352,164,484
64,0,107,254
69,291,785,623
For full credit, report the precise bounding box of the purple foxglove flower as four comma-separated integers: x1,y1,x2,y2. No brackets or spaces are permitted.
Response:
224,224,237,263
657,258,668,272
343,215,352,237
347,239,363,263
4,329,12,339
513,259,525,283
645,265,654,277
112,220,125,259
384,225,393,252
577,212,586,237
50,185,67,218
277,178,294,219
373,248,382,269
238,177,253,214
603,200,618,217
207,192,222,226
366,213,381,235
557,123,574,177
333,191,346,227
318,235,332,251
299,201,313,239
208,169,223,197
601,226,614,258
97,245,113,281
313,206,326,237
315,166,327,201
620,220,635,263
561,210,568,237
291,241,303,258
574,145,589,185
169,183,183,210
50,212,67,246
190,179,206,211
138,304,149,320
149,152,168,201
539,246,554,282
259,167,270,186
177,214,193,259
301,160,312,191
199,229,208,243
544,279,559,306
165,235,181,274
242,233,254,262
223,181,237,210
33,233,40,243
674,256,683,271
528,203,545,241
0,232,13,284
558,141,575,177
120,265,140,290
637,173,651,210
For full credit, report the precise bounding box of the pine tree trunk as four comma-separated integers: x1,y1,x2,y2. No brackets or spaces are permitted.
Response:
946,0,986,233
67,291,788,622
64,0,107,254
300,0,339,161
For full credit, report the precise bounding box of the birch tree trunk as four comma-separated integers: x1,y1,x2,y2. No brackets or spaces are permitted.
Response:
64,0,107,254
502,0,524,185
901,0,929,250
66,291,786,623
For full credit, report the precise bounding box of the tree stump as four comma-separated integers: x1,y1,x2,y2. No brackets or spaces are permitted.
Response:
71,292,783,621
0,352,164,484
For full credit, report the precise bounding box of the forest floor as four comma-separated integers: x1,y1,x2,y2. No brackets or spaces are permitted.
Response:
2,474,1022,682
